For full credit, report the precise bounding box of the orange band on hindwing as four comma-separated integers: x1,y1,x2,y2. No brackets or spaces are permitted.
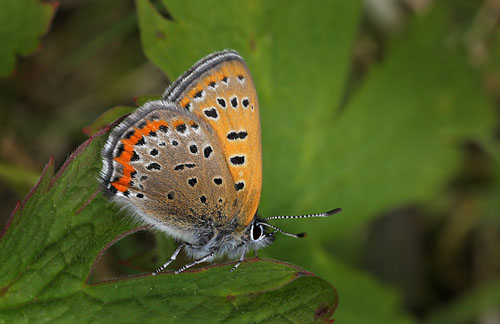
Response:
110,119,168,193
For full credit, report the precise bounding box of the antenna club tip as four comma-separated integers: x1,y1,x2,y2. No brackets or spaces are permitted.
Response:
297,232,307,238
327,208,342,216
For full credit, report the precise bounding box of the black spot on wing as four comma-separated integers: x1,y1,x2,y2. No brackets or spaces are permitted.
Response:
131,151,140,162
217,98,226,108
174,163,196,171
176,124,187,134
146,163,161,170
230,96,238,108
230,155,245,165
188,177,198,187
227,131,248,140
193,90,203,99
227,132,238,140
136,137,146,146
124,130,135,139
203,107,218,119
116,144,125,157
235,181,245,191
204,146,213,158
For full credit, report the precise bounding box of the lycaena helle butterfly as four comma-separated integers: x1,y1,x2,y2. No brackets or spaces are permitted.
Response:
100,50,341,274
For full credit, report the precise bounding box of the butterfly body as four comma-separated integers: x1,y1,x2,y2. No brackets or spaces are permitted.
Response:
100,50,339,274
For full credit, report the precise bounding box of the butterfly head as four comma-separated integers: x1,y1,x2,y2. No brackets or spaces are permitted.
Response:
244,218,275,251
241,207,343,254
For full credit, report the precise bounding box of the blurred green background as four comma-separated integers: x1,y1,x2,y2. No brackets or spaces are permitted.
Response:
1,0,499,323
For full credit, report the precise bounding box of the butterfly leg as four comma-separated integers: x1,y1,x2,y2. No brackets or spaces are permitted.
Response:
175,252,215,274
230,251,246,272
254,248,258,258
152,242,186,275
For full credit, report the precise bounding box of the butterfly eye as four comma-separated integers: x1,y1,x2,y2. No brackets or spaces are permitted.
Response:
251,223,264,241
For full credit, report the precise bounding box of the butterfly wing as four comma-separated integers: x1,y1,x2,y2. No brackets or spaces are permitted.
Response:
100,100,237,244
163,50,262,228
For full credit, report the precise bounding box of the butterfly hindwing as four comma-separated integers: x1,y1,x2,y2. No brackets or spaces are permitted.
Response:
101,100,237,242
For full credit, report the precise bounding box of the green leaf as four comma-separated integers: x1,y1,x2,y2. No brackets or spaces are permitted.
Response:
0,132,129,307
306,4,496,240
271,240,415,324
0,129,338,323
0,0,57,77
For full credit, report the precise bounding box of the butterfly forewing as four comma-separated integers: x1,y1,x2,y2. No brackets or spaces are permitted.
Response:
101,101,237,242
163,50,262,227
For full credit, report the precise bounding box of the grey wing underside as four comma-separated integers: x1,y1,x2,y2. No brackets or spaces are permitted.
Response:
101,101,238,243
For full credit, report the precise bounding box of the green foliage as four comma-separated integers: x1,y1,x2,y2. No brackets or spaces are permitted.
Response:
0,0,56,77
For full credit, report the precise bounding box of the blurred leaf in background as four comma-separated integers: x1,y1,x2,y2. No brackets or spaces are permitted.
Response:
0,0,57,216
0,0,166,217
0,0,56,77
1,0,499,323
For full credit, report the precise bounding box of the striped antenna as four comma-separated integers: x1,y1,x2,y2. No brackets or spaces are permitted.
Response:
258,222,307,239
264,208,342,221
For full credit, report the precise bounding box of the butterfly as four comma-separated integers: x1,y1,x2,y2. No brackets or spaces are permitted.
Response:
100,50,341,274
